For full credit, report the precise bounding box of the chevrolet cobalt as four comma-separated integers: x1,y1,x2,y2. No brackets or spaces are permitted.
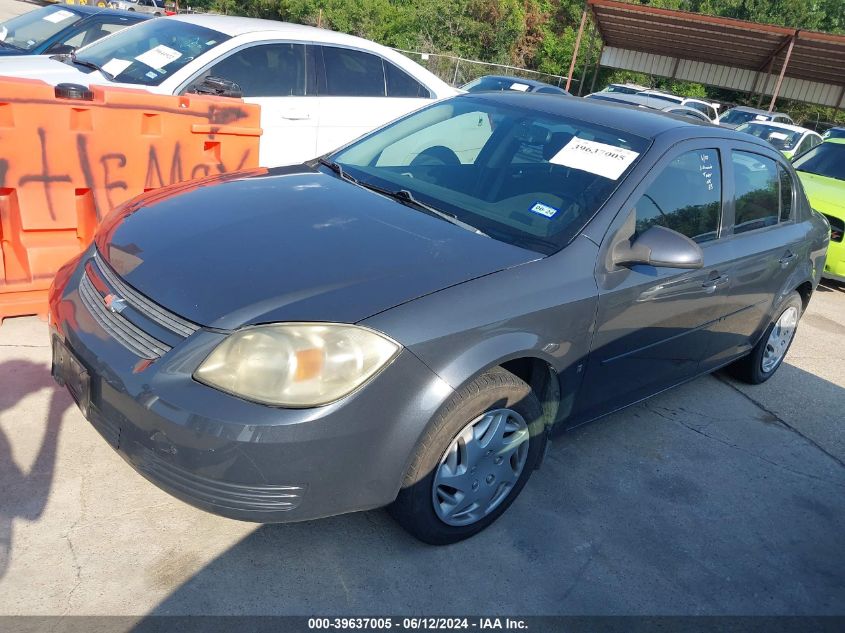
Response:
50,94,829,544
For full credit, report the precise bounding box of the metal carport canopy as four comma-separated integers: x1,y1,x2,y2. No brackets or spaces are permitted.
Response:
581,0,845,111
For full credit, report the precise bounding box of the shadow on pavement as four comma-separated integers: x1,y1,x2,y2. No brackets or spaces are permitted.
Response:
0,359,71,579
128,363,845,617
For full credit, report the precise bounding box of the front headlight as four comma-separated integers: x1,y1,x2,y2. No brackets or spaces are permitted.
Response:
194,323,400,407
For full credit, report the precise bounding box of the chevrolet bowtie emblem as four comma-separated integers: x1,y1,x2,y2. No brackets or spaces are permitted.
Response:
103,293,128,314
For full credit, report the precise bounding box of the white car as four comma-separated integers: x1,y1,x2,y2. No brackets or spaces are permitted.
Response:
108,0,166,17
0,15,457,166
733,120,823,159
637,90,721,123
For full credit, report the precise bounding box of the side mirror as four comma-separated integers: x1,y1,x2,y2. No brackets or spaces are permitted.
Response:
187,76,243,99
613,225,704,269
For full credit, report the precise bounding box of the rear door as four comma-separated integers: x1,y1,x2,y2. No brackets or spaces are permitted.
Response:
700,141,809,369
183,42,319,167
575,143,733,421
314,45,433,155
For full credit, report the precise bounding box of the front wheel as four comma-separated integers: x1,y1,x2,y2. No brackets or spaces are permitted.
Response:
728,291,802,384
389,367,546,545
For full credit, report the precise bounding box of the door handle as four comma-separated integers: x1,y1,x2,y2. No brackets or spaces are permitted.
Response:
778,251,796,268
280,110,311,121
701,274,729,293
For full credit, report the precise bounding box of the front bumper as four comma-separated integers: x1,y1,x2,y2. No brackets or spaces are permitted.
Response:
49,249,453,523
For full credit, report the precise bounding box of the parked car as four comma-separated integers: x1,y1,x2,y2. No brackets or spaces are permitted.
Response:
584,93,711,123
49,93,828,545
588,89,719,122
599,82,649,95
462,74,570,95
821,126,845,140
108,0,166,16
793,139,845,282
637,90,721,123
720,105,794,129
735,121,823,159
0,15,456,166
0,5,147,56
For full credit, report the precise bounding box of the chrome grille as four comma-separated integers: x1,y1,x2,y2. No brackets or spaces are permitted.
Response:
92,252,200,337
79,272,172,359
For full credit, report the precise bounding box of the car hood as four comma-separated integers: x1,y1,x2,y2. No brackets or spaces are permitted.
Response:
0,54,100,84
96,165,541,330
797,171,845,218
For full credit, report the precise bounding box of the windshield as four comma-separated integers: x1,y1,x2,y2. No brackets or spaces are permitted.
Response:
330,97,650,254
0,6,81,51
736,123,802,150
721,109,769,125
792,143,845,181
73,19,228,86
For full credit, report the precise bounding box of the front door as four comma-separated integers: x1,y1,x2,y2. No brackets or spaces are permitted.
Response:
184,43,320,167
576,145,733,421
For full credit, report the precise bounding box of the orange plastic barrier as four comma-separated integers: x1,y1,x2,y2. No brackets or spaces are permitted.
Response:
0,77,262,321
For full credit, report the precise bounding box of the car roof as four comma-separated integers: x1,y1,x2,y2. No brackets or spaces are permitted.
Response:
740,120,816,134
170,14,383,45
729,105,790,117
825,138,845,145
476,75,551,88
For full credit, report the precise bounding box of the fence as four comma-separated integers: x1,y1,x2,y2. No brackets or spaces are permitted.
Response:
392,49,574,90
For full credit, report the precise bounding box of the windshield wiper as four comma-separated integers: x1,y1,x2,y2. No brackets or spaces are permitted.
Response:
69,53,114,80
317,157,358,185
385,188,490,237
317,157,488,237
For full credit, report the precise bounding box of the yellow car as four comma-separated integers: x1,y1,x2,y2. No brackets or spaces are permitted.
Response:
794,138,845,281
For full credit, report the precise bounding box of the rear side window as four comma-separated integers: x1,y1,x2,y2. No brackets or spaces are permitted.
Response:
635,149,722,243
321,46,385,97
197,43,308,97
732,152,779,233
385,61,430,98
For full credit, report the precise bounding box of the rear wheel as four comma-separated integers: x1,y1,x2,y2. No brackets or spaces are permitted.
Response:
728,291,802,384
389,367,546,545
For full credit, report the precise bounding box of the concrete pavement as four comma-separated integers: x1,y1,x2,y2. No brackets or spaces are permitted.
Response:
0,283,843,616
0,0,37,22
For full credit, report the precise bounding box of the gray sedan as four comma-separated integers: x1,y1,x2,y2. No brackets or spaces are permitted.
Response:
49,94,829,544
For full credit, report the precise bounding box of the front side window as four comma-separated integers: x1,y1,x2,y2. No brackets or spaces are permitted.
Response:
0,6,81,51
634,149,721,243
330,97,650,254
72,19,228,86
732,152,779,233
192,43,307,97
321,46,385,97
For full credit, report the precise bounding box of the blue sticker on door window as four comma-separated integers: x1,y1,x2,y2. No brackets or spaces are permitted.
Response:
529,202,559,218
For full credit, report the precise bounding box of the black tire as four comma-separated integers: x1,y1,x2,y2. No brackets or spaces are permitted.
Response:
727,291,803,384
389,367,546,545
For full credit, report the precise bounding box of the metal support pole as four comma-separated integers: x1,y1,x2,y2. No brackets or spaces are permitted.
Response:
669,57,681,80
566,5,588,93
578,26,597,96
833,85,845,119
768,34,796,112
453,59,460,86
589,44,604,94
756,58,775,108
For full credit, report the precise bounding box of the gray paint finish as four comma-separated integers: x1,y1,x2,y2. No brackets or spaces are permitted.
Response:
49,93,830,527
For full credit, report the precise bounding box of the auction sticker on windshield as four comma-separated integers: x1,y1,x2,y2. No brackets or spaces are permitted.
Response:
135,45,182,69
44,10,75,23
102,58,132,77
549,137,639,180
